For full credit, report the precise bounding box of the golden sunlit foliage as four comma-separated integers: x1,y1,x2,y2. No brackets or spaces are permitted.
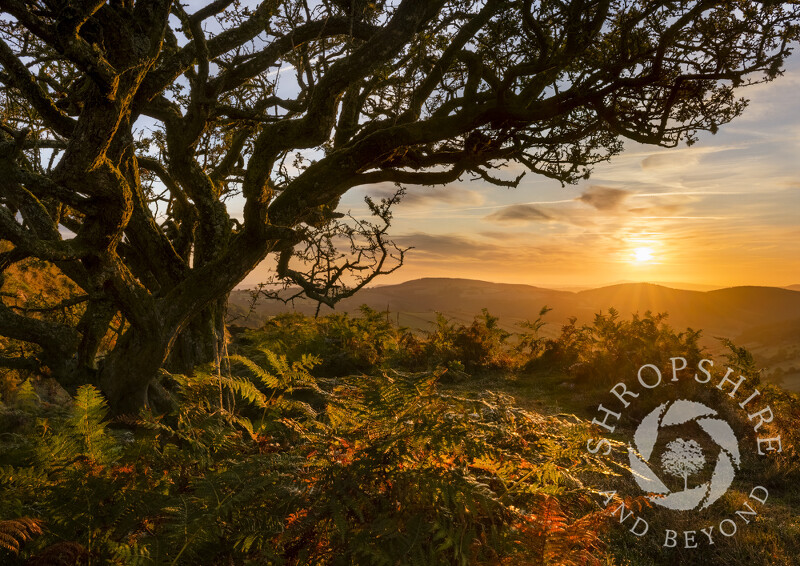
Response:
0,337,615,564
2,308,798,564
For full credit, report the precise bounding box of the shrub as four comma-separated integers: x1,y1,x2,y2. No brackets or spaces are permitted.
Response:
421,310,516,374
233,306,405,377
531,310,703,387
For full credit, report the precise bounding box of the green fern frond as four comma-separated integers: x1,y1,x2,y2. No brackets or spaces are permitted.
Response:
14,379,40,412
67,384,117,463
263,349,291,378
228,355,281,389
108,539,151,566
217,374,268,408
0,465,51,492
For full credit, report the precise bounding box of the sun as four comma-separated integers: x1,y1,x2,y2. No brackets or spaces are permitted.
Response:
632,247,654,263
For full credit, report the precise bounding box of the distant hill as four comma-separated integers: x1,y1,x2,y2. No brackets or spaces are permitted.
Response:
228,278,572,331
228,278,800,391
576,284,800,337
557,281,724,292
230,278,800,337
785,284,800,292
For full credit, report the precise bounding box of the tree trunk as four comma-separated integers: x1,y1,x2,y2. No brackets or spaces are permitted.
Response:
165,297,228,375
98,328,168,416
98,297,228,415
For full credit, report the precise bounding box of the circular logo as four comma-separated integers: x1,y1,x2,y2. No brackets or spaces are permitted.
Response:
627,399,740,511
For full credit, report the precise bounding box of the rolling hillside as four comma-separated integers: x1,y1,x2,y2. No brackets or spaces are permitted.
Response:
229,278,800,390
230,278,800,336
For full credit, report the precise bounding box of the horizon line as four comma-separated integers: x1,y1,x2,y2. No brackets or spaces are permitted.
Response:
234,277,800,293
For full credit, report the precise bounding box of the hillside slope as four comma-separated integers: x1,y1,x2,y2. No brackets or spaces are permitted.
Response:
229,278,800,390
230,278,800,336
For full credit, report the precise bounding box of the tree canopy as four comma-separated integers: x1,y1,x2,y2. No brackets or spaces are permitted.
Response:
0,0,798,411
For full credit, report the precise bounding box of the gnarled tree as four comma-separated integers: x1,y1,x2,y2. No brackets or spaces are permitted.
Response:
0,0,797,413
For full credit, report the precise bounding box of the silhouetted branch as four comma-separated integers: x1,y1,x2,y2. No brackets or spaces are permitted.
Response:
257,189,408,317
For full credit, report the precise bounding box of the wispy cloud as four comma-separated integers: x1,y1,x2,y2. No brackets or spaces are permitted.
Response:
626,204,687,216
484,204,554,224
577,186,631,210
368,184,484,208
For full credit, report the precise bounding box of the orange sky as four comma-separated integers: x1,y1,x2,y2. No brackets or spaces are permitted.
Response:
240,58,800,291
